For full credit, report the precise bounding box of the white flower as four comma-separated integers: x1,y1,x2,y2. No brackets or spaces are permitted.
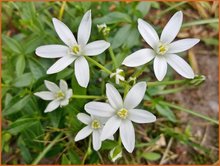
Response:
34,80,72,113
110,68,125,84
85,82,156,153
122,11,200,81
35,10,110,88
75,113,113,151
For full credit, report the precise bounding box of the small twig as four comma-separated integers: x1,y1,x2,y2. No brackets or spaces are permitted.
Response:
160,137,174,164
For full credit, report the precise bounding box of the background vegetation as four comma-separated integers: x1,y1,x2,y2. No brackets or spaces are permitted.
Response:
2,1,219,164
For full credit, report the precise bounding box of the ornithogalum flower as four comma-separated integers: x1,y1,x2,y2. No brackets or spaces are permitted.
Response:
34,80,72,113
35,10,110,87
75,113,113,151
85,82,156,153
122,11,200,81
110,68,125,84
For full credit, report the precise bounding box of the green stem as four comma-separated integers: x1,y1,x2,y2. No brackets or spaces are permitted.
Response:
58,1,66,20
182,18,218,27
160,101,218,125
147,79,187,87
86,56,112,74
158,1,187,17
131,65,146,78
72,94,106,100
32,133,63,164
108,46,117,69
82,136,92,164
153,87,185,95
104,36,117,69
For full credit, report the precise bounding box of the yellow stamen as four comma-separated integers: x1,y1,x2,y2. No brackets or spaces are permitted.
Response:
117,108,128,119
55,91,65,99
91,119,101,129
157,43,169,55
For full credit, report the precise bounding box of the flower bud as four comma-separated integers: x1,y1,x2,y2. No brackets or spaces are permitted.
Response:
189,75,206,86
109,146,122,162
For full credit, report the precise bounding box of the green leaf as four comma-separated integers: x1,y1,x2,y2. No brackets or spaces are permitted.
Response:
18,136,33,164
136,2,151,17
67,149,81,164
3,95,30,116
28,58,45,79
94,12,131,24
112,24,131,49
156,104,177,122
2,35,23,54
61,154,71,164
125,27,140,48
16,56,26,76
48,108,63,128
13,73,33,87
142,152,161,161
7,117,38,135
56,68,73,80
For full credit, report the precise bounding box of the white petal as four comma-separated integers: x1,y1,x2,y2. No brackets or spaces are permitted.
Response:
52,18,77,47
106,83,123,110
101,116,121,141
83,40,110,56
60,98,69,106
78,10,91,46
35,45,69,58
44,100,60,113
59,79,68,92
65,89,73,99
34,91,54,100
124,82,147,110
77,113,92,124
167,38,200,53
85,102,115,117
128,109,156,123
120,120,135,153
165,54,194,79
160,11,183,44
153,56,167,81
47,55,76,74
74,56,90,88
92,130,102,151
44,80,60,92
138,19,159,49
122,49,155,67
75,126,93,141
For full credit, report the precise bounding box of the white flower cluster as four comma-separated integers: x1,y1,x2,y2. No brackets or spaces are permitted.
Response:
34,10,199,153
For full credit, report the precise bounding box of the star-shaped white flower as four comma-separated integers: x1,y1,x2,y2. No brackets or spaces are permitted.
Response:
36,10,110,87
110,68,125,84
75,113,113,151
85,82,156,153
122,11,200,81
34,80,72,113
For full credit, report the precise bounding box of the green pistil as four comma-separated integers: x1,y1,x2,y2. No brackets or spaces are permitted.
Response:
72,45,80,54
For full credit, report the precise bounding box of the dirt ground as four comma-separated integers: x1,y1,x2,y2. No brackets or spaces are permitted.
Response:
165,44,219,164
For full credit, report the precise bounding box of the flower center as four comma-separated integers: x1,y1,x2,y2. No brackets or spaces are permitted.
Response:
117,108,128,119
91,119,101,129
55,90,65,100
156,43,169,55
72,45,80,54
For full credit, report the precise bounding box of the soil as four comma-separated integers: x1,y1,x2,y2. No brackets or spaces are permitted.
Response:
165,44,219,164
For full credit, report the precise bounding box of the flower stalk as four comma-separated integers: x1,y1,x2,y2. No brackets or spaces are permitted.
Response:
159,101,218,125
85,56,112,74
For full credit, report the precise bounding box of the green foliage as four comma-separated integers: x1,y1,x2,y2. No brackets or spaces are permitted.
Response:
2,1,218,165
